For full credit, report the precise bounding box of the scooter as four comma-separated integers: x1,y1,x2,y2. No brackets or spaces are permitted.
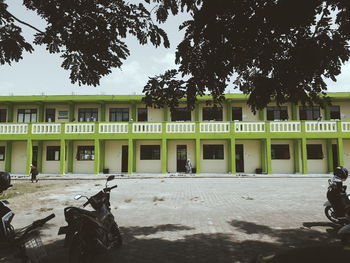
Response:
0,197,55,263
58,175,122,263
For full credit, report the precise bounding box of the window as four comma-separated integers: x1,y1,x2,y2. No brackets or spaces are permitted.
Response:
171,108,191,121
203,144,224,159
46,146,60,161
202,107,223,121
77,146,94,161
330,106,341,120
137,108,148,122
307,144,323,159
78,108,98,122
109,108,129,122
0,109,6,122
0,146,5,161
299,106,320,120
267,106,288,120
45,108,55,122
140,145,160,160
271,145,290,159
17,109,37,123
58,111,69,120
232,107,242,121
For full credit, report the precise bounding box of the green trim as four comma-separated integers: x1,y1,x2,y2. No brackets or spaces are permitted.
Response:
195,103,200,121
301,138,308,174
60,139,66,174
229,138,236,174
7,104,13,122
227,101,232,121
128,139,134,174
266,138,272,174
69,104,75,122
26,139,32,174
100,140,105,172
337,137,344,166
67,141,73,173
195,138,201,174
94,139,100,174
325,106,331,121
37,141,43,172
38,104,44,122
161,139,167,173
261,139,266,173
4,141,12,172
100,103,106,122
327,139,333,173
293,140,300,173
291,103,298,120
163,105,168,121
258,109,265,121
131,103,136,122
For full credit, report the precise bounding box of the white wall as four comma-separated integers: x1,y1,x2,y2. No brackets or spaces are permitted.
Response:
336,102,350,121
271,140,294,174
104,140,128,173
231,102,259,121
200,140,228,173
167,140,196,173
11,141,27,174
136,140,162,173
42,141,60,174
236,140,261,173
343,140,350,171
307,139,327,174
73,141,94,173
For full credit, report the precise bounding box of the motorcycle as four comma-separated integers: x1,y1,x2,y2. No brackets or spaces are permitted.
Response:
58,175,122,263
0,198,55,263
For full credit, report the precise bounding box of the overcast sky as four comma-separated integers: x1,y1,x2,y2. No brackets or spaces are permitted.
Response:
0,2,349,96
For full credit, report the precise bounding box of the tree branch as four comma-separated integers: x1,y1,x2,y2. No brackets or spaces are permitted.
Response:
312,4,329,38
5,10,44,33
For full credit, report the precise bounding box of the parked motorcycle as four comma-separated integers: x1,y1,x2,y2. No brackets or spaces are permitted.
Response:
58,175,122,263
0,172,55,263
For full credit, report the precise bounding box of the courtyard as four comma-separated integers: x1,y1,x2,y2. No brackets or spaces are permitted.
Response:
2,177,350,262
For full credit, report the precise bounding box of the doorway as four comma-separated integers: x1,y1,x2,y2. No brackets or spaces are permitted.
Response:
32,146,38,166
332,144,339,169
121,145,128,173
235,144,244,172
177,145,187,172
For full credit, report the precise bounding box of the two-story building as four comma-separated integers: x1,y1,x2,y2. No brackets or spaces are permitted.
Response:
0,93,349,175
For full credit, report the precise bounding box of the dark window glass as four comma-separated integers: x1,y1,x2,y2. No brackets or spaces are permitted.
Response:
330,106,341,120
299,106,320,120
137,108,148,122
140,145,160,160
17,109,37,123
0,146,5,161
232,107,242,121
271,145,290,159
0,109,7,122
77,146,95,161
109,108,129,122
78,108,98,122
203,144,224,159
307,144,323,159
267,106,288,120
45,108,55,122
171,108,191,121
202,107,223,121
46,146,60,161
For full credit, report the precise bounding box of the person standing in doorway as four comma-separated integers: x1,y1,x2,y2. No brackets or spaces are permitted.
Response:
185,159,192,174
30,164,39,183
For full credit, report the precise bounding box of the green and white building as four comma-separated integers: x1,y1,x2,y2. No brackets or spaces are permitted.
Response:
0,93,349,175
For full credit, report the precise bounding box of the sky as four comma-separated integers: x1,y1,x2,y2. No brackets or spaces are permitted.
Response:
0,1,349,96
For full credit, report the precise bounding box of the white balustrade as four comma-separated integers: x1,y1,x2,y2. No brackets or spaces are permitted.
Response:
305,121,337,132
65,123,95,134
234,122,265,132
342,122,350,132
32,123,61,134
200,122,230,133
133,123,162,133
99,123,128,133
0,124,28,134
270,121,301,132
166,122,195,133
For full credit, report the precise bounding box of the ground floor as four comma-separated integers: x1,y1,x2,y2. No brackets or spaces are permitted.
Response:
0,138,348,175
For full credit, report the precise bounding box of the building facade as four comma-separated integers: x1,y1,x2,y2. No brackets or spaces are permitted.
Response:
0,93,349,175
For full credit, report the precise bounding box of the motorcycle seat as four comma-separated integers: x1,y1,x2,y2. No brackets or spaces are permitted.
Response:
65,207,97,219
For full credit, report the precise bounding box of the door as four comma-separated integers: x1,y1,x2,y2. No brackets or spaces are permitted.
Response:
177,145,187,172
32,146,38,167
235,144,244,172
332,144,339,170
121,145,128,173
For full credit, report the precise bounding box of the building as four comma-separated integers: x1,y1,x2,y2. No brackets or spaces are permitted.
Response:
0,93,349,175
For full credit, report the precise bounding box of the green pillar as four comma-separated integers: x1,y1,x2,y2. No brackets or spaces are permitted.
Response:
161,139,168,174
38,103,44,122
163,105,168,121
131,103,136,122
60,139,66,174
261,139,266,173
266,138,272,174
100,103,106,122
133,141,136,172
325,105,331,120
301,138,308,174
293,140,300,173
67,141,74,173
195,138,201,174
229,138,236,174
195,103,200,121
26,139,33,174
4,141,12,172
337,137,344,167
37,141,43,172
69,103,75,122
7,104,13,122
291,103,298,120
327,139,334,173
227,101,232,121
100,140,105,172
94,139,100,174
258,109,265,121
128,139,134,174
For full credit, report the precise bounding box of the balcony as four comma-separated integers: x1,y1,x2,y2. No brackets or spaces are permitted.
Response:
0,121,346,135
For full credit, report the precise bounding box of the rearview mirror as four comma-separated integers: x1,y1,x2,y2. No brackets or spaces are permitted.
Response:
107,175,115,181
74,194,82,200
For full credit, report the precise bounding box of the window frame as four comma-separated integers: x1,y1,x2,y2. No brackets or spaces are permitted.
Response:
137,108,148,122
330,106,341,120
46,146,60,161
140,145,160,160
78,108,98,122
0,146,5,161
76,146,95,161
109,108,129,122
271,144,290,160
307,144,323,160
17,109,37,123
267,106,289,121
202,107,223,121
171,108,192,121
45,108,56,122
203,144,224,160
0,109,7,123
232,107,243,121
299,106,321,120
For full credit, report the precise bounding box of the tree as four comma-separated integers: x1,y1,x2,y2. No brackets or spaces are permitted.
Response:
143,0,350,111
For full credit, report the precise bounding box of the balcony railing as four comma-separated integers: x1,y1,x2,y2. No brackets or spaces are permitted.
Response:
0,121,346,135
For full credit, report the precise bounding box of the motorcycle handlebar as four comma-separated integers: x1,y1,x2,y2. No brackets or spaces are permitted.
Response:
83,200,90,208
110,184,118,190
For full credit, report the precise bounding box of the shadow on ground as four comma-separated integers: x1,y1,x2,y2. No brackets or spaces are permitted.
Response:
24,221,350,263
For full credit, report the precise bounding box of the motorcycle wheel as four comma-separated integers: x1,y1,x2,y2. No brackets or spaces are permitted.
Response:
69,235,94,263
325,205,341,224
111,223,123,248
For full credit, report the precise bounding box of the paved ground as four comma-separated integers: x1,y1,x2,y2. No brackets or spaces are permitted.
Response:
2,178,350,262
